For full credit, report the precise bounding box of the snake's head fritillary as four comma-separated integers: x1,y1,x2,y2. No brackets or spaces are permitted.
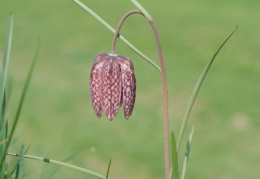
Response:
89,53,136,120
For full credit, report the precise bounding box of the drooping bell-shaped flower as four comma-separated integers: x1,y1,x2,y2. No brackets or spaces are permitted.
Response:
89,53,136,120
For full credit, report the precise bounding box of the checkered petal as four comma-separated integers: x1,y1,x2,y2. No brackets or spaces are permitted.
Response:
101,55,122,120
89,53,136,120
89,54,107,118
118,55,136,119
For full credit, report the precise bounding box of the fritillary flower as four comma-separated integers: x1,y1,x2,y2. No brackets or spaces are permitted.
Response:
89,53,136,120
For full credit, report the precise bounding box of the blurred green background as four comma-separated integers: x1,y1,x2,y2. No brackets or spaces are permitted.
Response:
1,0,260,178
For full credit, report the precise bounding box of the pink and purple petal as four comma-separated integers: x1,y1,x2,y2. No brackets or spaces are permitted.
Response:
101,55,122,120
119,56,136,119
89,54,106,118
89,53,136,120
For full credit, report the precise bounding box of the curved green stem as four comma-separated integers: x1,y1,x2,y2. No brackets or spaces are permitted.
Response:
111,10,142,54
72,0,161,72
7,152,109,179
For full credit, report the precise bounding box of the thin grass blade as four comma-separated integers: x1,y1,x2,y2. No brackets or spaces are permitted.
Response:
7,152,110,179
0,119,7,178
181,127,194,179
105,159,112,179
15,145,24,179
5,161,17,179
24,144,30,154
0,94,7,179
176,26,238,152
0,13,13,176
44,167,60,178
0,13,13,120
130,0,152,21
37,149,84,178
0,38,40,169
171,132,179,179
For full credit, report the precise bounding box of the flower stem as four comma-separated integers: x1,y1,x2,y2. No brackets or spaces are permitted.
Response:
72,0,161,72
129,1,170,178
111,10,142,55
149,19,170,179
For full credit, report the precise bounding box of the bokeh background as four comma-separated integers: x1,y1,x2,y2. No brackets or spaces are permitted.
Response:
1,0,260,178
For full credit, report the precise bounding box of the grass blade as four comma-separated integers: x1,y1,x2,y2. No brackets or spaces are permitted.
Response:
72,0,161,72
0,116,7,178
180,127,194,179
171,132,179,179
105,159,112,179
130,0,152,21
0,13,13,176
0,94,7,179
0,13,13,120
176,26,238,152
7,153,110,179
37,149,84,178
0,38,40,169
15,145,24,179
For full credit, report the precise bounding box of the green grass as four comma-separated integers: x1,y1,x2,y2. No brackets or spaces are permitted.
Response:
1,0,260,178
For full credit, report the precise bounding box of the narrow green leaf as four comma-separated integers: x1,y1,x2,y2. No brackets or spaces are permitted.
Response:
0,94,7,178
171,132,179,179
0,13,13,121
0,38,40,169
0,13,13,177
181,127,194,179
37,149,84,178
0,115,7,178
177,26,238,152
130,0,153,21
7,152,110,179
24,144,30,154
44,167,60,178
15,145,24,179
5,160,18,179
105,159,112,179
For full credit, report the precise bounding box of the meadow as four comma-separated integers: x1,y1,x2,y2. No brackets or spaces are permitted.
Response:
0,0,260,178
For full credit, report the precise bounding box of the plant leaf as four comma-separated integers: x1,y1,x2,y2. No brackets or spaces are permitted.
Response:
181,127,194,179
171,132,179,179
176,26,238,152
15,145,24,179
0,37,40,169
0,12,13,174
105,159,112,179
7,152,109,179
